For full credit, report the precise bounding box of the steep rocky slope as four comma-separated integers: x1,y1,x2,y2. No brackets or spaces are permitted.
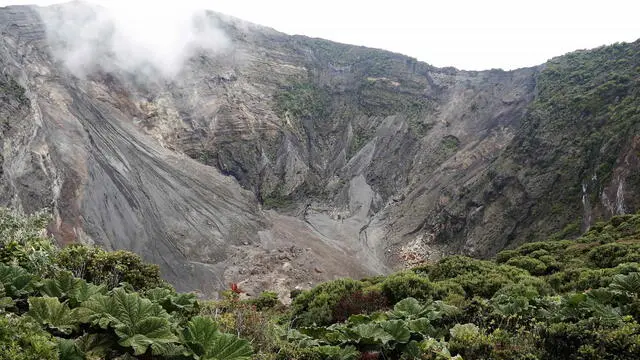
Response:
0,3,638,297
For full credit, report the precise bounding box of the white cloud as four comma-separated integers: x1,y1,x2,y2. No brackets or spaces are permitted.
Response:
33,0,229,78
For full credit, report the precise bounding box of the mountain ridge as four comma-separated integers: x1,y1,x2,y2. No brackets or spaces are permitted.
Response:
0,2,638,298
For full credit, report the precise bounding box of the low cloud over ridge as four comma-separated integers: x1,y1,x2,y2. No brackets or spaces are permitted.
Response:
37,0,230,79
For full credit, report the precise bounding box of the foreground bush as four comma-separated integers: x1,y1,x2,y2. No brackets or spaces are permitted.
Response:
0,209,252,359
5,205,640,358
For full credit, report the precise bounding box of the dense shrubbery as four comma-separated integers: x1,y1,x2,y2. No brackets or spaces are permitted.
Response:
290,278,364,326
56,245,165,291
283,211,640,359
489,39,640,246
5,206,640,359
0,209,253,359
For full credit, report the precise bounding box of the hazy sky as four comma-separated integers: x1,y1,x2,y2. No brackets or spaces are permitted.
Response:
1,0,639,70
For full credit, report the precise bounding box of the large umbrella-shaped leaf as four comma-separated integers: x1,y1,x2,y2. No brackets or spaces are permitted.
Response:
203,332,253,360
39,272,106,307
0,263,34,298
116,317,178,355
80,288,178,355
57,338,84,360
146,288,198,314
381,320,411,344
610,272,640,296
347,312,387,325
408,318,432,336
27,296,82,334
183,316,220,355
39,271,78,299
285,328,322,347
183,315,253,360
74,333,118,359
69,280,107,306
145,288,174,303
315,345,360,360
351,323,394,345
392,297,427,319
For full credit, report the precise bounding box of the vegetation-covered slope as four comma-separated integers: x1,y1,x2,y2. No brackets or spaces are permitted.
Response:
0,208,254,359
5,207,640,359
386,40,640,261
2,2,640,304
491,41,640,244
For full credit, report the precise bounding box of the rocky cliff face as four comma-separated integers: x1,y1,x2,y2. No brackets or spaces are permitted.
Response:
0,3,638,298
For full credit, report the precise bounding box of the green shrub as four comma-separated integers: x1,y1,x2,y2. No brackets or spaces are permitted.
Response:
274,344,359,360
380,271,435,303
506,256,548,275
516,240,572,255
495,249,519,264
290,278,364,326
0,314,58,360
489,328,541,360
0,209,56,276
437,261,533,299
448,323,492,359
331,288,389,322
588,243,630,268
429,256,489,281
274,82,330,120
56,245,165,291
251,291,280,311
540,319,640,359
433,280,466,300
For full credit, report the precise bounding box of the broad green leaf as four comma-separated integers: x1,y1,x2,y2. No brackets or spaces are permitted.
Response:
392,297,426,319
408,318,432,335
169,292,198,312
146,288,198,315
114,315,177,355
295,335,322,347
0,296,13,311
347,312,387,325
74,333,117,358
347,313,373,324
183,316,252,359
80,288,178,355
115,316,176,342
27,296,79,334
57,338,84,360
351,323,394,345
449,323,480,340
70,280,107,306
183,316,219,350
381,320,411,344
119,334,156,356
299,325,350,344
610,272,640,295
285,328,321,347
150,342,188,357
81,293,119,328
431,301,460,318
202,332,252,360
0,263,34,298
40,271,78,299
315,345,359,360
145,287,174,303
323,329,350,345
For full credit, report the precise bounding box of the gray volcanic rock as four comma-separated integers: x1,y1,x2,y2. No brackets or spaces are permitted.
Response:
0,5,266,294
1,3,638,298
